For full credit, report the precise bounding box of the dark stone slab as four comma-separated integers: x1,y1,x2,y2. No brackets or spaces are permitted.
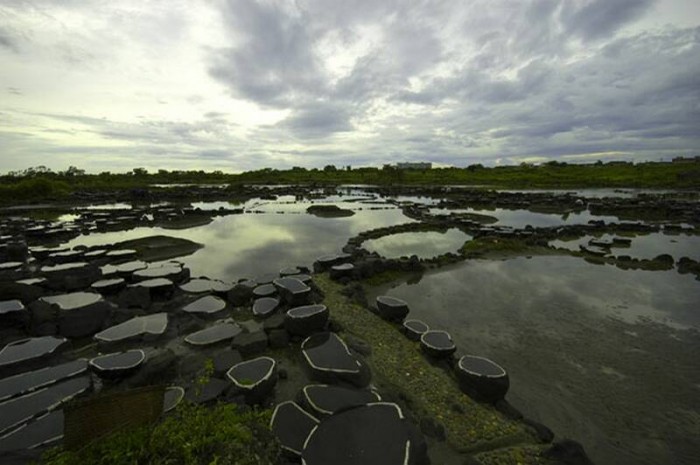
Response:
132,264,188,283
90,278,126,294
456,355,509,403
313,253,351,272
231,331,268,356
270,401,319,456
0,376,90,435
301,333,364,386
279,267,302,277
89,350,145,379
185,322,242,346
0,410,64,452
255,273,277,285
0,359,88,402
302,384,380,416
285,305,329,337
105,249,137,260
402,319,429,341
376,296,410,322
182,295,227,317
287,273,312,284
226,356,277,404
179,279,232,294
94,313,168,345
263,313,286,332
0,300,26,326
131,278,175,300
273,277,311,306
302,403,424,465
329,263,354,280
268,329,290,349
420,330,456,359
226,280,257,306
252,297,279,319
40,262,101,291
212,350,243,377
0,337,68,374
252,283,277,298
37,292,112,338
163,386,184,413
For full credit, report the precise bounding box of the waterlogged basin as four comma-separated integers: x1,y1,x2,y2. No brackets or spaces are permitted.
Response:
182,295,227,316
0,359,88,402
0,376,90,434
184,321,242,346
0,337,68,371
94,313,168,344
362,228,471,259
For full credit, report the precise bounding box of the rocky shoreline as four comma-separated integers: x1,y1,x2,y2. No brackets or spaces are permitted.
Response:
1,185,698,464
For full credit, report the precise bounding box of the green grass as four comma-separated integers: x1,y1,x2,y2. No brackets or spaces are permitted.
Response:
315,274,535,453
2,160,698,206
39,402,279,465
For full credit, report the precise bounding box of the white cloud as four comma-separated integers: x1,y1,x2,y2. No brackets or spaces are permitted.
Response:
0,0,698,173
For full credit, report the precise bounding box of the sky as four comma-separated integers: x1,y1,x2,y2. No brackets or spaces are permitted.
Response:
0,0,699,173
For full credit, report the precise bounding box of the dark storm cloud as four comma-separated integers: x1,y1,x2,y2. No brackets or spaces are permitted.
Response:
560,0,655,41
209,0,326,107
0,28,19,52
274,101,353,138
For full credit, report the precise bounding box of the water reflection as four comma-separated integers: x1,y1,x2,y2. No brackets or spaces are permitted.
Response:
371,257,700,465
64,208,413,281
552,233,700,261
429,207,620,228
362,228,471,259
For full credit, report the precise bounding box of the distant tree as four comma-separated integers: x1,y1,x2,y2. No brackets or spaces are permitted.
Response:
132,167,148,176
466,164,483,172
63,166,86,176
323,165,337,172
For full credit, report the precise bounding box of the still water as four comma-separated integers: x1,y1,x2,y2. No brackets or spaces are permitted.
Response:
369,257,700,465
56,191,699,465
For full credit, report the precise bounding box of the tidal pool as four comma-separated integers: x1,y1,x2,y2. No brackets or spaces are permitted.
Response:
551,232,700,261
368,256,700,465
64,202,414,281
361,228,471,259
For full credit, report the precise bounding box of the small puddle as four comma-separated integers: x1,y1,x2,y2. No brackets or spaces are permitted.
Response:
362,228,471,259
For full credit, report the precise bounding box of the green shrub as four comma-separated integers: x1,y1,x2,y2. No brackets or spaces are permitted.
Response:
40,402,280,465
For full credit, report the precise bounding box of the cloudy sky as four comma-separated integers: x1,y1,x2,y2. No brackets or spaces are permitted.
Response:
1,0,698,173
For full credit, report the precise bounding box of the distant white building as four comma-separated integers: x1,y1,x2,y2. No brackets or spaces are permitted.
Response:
396,162,432,170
